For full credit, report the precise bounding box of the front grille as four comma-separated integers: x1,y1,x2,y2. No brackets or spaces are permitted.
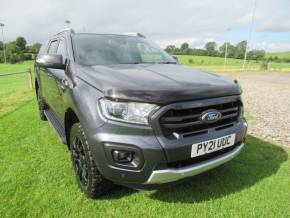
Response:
159,100,241,139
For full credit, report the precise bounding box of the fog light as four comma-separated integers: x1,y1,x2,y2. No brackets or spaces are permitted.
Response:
104,143,144,169
112,150,134,163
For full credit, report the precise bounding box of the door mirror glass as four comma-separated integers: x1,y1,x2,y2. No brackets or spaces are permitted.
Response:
36,54,66,69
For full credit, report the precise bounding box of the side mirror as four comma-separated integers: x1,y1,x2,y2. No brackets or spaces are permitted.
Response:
36,54,66,69
172,55,179,63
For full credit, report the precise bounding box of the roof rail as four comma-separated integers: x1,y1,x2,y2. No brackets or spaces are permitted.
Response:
122,32,146,38
55,28,75,36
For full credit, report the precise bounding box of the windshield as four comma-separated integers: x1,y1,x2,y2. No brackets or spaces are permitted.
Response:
72,34,176,66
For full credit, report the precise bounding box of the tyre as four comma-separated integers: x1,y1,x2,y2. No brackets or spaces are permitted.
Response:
37,88,47,121
70,122,113,198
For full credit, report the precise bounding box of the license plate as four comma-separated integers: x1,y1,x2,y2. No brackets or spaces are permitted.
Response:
191,134,236,158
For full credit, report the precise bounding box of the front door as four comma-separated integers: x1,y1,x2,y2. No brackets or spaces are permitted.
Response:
41,39,59,108
49,38,69,123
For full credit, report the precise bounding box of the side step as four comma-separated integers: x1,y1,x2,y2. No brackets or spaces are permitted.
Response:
44,109,67,144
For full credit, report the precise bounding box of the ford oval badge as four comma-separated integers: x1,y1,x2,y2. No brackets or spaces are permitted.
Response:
201,110,222,123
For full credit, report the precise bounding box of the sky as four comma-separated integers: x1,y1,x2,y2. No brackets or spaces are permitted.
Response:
1,0,290,51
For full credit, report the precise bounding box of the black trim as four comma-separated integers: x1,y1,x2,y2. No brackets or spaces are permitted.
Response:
44,109,66,144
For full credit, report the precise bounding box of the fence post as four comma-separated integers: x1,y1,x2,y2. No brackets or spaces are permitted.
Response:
26,68,33,89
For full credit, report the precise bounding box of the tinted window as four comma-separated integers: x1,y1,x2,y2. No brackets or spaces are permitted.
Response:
48,40,58,54
57,39,67,63
72,34,175,66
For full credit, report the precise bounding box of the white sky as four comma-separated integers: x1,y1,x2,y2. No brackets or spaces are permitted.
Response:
1,0,290,51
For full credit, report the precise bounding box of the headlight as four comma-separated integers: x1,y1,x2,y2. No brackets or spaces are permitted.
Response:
99,98,159,125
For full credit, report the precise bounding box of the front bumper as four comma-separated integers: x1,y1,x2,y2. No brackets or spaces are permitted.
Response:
145,142,244,184
85,95,247,185
86,118,247,185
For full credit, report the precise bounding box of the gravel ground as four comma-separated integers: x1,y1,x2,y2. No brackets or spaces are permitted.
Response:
223,72,290,147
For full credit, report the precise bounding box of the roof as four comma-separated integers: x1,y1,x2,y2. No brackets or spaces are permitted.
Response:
55,28,75,36
55,29,145,38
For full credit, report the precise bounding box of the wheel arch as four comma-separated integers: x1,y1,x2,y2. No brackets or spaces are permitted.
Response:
64,108,79,149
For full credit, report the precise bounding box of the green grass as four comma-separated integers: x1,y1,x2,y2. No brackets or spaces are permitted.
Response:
0,62,290,217
0,91,34,117
0,61,34,115
265,51,290,71
0,61,34,96
177,55,261,71
178,55,290,72
267,62,290,71
266,51,290,59
0,100,289,217
0,61,34,75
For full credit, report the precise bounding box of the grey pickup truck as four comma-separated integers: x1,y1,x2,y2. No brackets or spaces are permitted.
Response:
35,29,247,198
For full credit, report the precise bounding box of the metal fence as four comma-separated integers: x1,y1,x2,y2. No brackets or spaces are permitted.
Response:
0,68,34,98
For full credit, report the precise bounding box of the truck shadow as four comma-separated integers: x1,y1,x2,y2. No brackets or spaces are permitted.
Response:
149,135,288,203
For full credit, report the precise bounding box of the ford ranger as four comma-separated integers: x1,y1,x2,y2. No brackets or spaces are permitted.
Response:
35,29,247,198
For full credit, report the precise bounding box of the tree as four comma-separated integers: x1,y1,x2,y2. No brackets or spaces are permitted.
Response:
219,43,226,56
180,42,189,52
0,36,42,63
3,36,30,63
6,41,25,63
234,40,247,59
15,36,27,51
6,42,19,54
191,48,207,56
163,39,266,60
8,53,24,64
204,41,217,56
219,42,236,58
0,52,3,63
247,50,265,60
165,45,178,54
26,43,42,54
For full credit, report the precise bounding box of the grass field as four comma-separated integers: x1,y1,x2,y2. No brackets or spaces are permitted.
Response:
0,61,34,116
178,55,290,72
0,61,34,74
178,55,260,71
266,51,290,59
0,61,34,95
0,62,290,217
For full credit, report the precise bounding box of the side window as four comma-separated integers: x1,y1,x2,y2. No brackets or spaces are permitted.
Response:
47,40,58,54
57,39,67,63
